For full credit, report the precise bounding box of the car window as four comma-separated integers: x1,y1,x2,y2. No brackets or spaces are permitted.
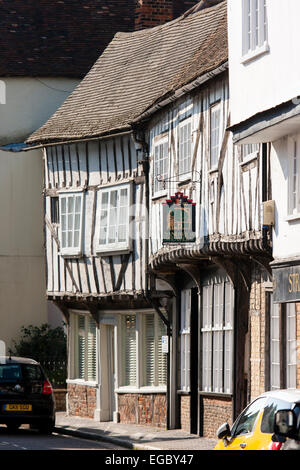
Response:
261,398,292,434
231,398,267,437
0,364,22,381
22,365,43,381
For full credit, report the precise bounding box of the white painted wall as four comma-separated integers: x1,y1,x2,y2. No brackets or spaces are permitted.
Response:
228,0,300,127
0,77,79,349
271,135,300,260
0,77,79,145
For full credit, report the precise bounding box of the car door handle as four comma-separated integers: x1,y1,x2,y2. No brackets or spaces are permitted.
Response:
240,443,247,449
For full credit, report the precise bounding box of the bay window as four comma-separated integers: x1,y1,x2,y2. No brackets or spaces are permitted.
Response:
72,313,97,383
120,312,167,390
201,279,234,394
180,289,191,391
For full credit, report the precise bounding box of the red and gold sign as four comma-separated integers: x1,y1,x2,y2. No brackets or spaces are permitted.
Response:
163,192,196,243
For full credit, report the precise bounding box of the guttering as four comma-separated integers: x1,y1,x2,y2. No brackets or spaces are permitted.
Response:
131,61,228,125
24,129,133,151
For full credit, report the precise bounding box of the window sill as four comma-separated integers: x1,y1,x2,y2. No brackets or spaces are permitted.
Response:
178,176,192,186
61,252,83,259
240,152,259,166
241,43,270,65
67,379,98,388
96,247,132,256
286,214,300,223
115,387,167,394
152,192,167,201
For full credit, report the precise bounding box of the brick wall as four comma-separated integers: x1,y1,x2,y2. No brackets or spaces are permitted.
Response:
202,396,232,438
249,264,266,400
134,0,200,30
67,383,97,418
180,395,190,432
53,389,67,412
118,393,167,428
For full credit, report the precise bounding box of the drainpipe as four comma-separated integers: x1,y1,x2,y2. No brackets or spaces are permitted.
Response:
132,127,172,430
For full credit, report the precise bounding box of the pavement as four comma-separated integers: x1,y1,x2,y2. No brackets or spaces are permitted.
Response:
54,412,217,450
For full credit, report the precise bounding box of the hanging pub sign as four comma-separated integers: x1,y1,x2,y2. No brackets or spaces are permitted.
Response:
162,192,196,244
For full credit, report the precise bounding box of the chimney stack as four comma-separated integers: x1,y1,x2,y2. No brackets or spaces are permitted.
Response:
134,0,201,31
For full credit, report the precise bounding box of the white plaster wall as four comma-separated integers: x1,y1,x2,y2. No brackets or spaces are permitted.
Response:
0,77,79,347
0,77,79,145
271,135,300,260
228,0,300,126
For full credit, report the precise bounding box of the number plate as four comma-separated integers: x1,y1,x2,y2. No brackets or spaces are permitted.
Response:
4,404,32,412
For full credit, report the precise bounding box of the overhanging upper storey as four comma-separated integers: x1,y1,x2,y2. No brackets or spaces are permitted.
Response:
229,98,300,145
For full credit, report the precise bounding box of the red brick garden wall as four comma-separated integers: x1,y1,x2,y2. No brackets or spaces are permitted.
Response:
118,393,167,428
67,384,97,419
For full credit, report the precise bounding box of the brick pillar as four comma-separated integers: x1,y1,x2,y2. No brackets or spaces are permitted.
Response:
134,0,173,30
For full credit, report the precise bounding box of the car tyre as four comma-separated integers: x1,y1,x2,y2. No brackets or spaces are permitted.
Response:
38,419,55,435
6,423,21,432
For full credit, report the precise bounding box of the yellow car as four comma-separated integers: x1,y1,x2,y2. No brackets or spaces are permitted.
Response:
214,389,300,450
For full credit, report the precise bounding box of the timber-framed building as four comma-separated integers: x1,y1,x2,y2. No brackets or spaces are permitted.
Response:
27,0,273,437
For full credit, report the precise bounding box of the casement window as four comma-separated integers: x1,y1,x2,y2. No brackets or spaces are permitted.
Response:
242,143,260,162
201,279,234,394
210,102,221,169
97,183,131,253
73,313,97,382
242,0,268,59
180,289,191,391
178,119,192,180
288,137,300,216
153,137,169,196
268,298,297,390
120,313,167,389
59,192,84,256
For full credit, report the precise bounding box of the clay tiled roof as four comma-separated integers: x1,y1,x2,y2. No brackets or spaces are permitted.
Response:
27,1,227,145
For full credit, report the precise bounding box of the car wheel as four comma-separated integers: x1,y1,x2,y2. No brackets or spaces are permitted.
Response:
6,423,21,432
38,420,55,435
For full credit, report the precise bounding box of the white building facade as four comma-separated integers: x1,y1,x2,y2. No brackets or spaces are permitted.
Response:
227,0,300,394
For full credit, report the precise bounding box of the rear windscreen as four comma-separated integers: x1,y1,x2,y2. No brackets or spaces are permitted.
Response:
0,364,22,381
0,364,43,382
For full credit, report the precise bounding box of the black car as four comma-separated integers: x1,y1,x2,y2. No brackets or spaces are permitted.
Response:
0,357,55,433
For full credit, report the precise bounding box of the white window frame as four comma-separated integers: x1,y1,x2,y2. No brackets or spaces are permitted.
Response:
153,136,169,197
201,280,234,395
178,118,192,181
242,0,269,63
180,289,191,391
117,311,167,392
96,183,132,254
69,312,97,384
241,143,260,164
288,136,300,217
210,102,222,170
59,191,84,256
